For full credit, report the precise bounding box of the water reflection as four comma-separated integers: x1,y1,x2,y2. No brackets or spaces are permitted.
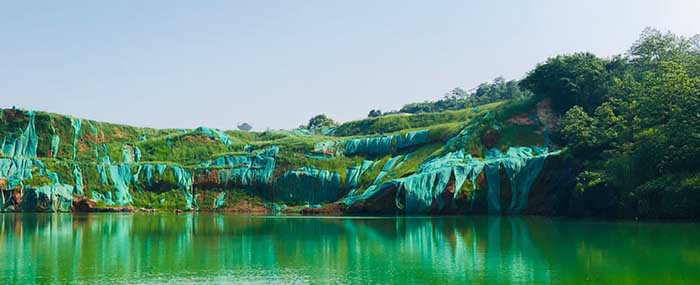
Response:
1,214,699,284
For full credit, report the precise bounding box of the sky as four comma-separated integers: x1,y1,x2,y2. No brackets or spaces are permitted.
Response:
1,0,699,130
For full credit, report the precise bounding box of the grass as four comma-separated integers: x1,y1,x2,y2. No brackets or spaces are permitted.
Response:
333,101,504,136
495,123,545,151
132,190,187,210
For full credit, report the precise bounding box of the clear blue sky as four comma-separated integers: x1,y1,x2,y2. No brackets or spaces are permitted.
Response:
2,0,699,130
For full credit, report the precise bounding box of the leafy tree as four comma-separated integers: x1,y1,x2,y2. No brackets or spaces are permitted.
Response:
398,78,530,114
561,106,599,154
628,27,700,75
400,101,437,114
520,52,611,114
307,114,337,129
367,109,382,118
654,62,700,172
237,122,253,131
554,29,700,217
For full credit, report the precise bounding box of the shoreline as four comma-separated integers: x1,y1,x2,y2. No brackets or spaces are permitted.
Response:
3,209,699,223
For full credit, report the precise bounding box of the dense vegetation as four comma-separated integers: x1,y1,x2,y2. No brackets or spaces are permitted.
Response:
521,28,700,218
370,77,532,116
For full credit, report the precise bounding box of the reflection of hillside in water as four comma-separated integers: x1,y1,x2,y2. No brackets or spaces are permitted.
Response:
1,214,699,284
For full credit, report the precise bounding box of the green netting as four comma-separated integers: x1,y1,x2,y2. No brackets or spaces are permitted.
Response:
132,163,168,186
33,160,61,185
345,146,558,214
320,127,336,136
86,121,99,160
443,112,499,151
128,163,195,208
96,163,109,184
200,147,278,188
394,152,413,169
501,147,549,211
108,164,134,206
480,147,555,212
165,137,174,148
309,141,342,158
95,143,113,186
0,111,43,191
396,130,429,149
290,128,313,136
343,155,406,205
50,125,60,158
23,111,38,158
48,171,60,184
344,136,393,156
213,192,226,209
341,130,429,157
484,148,503,213
141,164,155,185
219,156,275,186
134,146,142,163
273,166,342,205
400,168,452,213
70,117,82,160
269,202,286,213
100,144,110,160
392,151,483,214
91,191,115,206
156,164,167,176
72,164,83,196
132,165,142,188
171,166,197,210
417,150,468,172
0,134,12,157
257,146,279,157
21,184,74,212
0,158,33,189
1,111,38,158
196,126,233,149
371,155,403,185
304,153,330,159
345,160,374,191
2,158,65,211
122,145,134,163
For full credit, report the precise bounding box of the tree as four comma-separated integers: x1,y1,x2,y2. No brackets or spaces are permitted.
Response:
628,27,700,75
397,78,531,114
561,106,599,154
474,77,530,102
400,101,435,113
237,122,253,131
444,87,469,100
367,109,382,118
307,114,337,129
520,53,610,114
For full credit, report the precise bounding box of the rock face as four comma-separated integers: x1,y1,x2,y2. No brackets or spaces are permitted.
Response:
0,100,573,215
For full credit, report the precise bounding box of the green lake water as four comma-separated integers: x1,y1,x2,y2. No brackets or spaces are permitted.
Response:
1,214,699,284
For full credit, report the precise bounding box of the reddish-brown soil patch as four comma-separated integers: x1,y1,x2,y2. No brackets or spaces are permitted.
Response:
480,129,500,149
216,200,269,214
301,203,346,215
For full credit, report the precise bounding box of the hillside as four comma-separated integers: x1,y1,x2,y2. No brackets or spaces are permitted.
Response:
3,28,699,219
0,98,570,215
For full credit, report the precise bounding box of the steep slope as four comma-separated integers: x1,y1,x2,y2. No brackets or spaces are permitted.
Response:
0,98,565,214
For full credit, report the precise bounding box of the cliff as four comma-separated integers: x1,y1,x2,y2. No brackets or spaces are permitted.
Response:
0,98,573,215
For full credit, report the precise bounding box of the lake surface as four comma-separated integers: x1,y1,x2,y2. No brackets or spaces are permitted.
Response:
1,214,699,285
